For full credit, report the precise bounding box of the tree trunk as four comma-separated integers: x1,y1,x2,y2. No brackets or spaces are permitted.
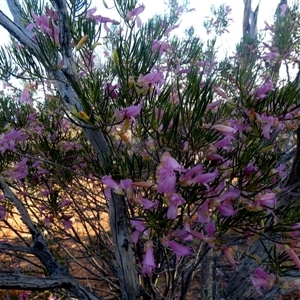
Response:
109,193,140,299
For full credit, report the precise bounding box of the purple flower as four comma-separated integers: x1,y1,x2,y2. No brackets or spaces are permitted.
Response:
126,5,145,28
198,201,211,223
167,193,185,220
254,80,274,99
280,4,288,16
28,11,59,44
211,124,237,136
19,87,30,103
137,71,164,95
213,136,232,148
86,8,119,31
258,192,276,208
138,194,158,210
5,158,28,181
102,175,123,199
115,104,142,119
180,165,218,186
152,40,172,56
142,241,156,275
167,240,192,257
120,179,133,200
130,219,149,243
216,201,237,217
250,267,276,295
219,189,241,202
156,152,183,194
104,82,119,99
244,163,258,177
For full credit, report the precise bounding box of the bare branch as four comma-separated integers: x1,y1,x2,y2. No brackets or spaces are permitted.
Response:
0,175,68,275
0,10,37,52
0,272,103,300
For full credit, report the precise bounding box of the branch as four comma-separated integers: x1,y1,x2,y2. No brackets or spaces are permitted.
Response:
0,272,103,300
0,242,36,255
53,0,73,71
109,192,140,300
0,10,37,53
0,175,67,275
0,273,70,290
0,175,103,299
6,0,32,37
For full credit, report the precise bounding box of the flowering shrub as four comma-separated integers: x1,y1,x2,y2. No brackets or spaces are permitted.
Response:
1,0,300,299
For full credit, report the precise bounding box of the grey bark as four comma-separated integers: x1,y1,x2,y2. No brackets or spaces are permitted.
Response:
0,0,140,299
109,193,140,300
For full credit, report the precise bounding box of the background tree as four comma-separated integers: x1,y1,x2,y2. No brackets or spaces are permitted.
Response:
0,0,300,299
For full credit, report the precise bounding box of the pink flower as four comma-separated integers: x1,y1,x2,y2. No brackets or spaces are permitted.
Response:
206,100,223,111
137,71,164,95
6,158,28,181
157,167,176,194
138,194,158,210
28,11,59,44
250,267,276,295
216,201,237,217
221,245,238,269
120,179,133,200
102,175,120,190
127,5,145,28
142,241,156,275
180,165,218,186
62,215,72,229
156,152,182,194
211,124,236,136
219,189,241,202
115,104,142,119
86,8,119,31
102,175,123,199
130,219,149,243
254,80,274,99
213,136,231,148
167,240,192,257
198,201,211,223
104,82,119,99
143,71,164,83
280,4,288,16
19,87,30,103
284,245,300,269
166,193,185,220
152,40,172,56
258,192,276,208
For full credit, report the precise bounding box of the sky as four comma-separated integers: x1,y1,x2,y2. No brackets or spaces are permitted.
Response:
0,0,281,54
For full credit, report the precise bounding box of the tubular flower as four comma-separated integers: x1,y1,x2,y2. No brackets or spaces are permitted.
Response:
126,5,145,28
167,240,192,257
250,267,276,295
166,193,185,220
115,103,142,119
102,175,123,200
211,124,237,136
180,165,218,186
141,241,156,275
156,152,183,194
